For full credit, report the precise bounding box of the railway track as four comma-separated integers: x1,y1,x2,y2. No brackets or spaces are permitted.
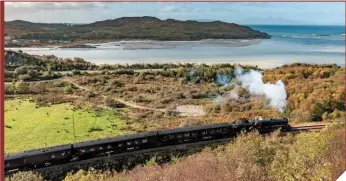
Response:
289,124,326,132
5,124,326,178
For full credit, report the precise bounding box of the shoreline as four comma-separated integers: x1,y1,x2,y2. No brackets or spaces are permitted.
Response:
5,39,262,49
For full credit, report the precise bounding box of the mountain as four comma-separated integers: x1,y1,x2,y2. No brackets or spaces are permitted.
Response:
5,16,271,41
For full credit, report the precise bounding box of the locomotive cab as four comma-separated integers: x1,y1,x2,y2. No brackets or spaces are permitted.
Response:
254,118,290,133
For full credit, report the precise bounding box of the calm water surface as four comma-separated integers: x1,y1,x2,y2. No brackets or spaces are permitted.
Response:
7,25,345,68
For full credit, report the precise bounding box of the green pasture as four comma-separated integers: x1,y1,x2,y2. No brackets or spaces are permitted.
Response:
5,99,131,153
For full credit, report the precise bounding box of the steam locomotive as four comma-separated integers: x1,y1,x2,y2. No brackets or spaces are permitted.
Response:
5,118,290,173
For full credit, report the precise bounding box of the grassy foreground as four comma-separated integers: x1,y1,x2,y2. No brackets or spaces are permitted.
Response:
5,99,130,153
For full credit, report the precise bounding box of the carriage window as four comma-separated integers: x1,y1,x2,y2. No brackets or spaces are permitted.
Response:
89,147,95,152
5,162,10,167
50,155,56,159
142,139,148,143
107,145,112,149
134,140,140,145
127,141,132,146
202,131,207,135
118,143,123,147
61,152,67,157
80,149,86,153
177,133,183,138
184,133,190,137
191,132,197,137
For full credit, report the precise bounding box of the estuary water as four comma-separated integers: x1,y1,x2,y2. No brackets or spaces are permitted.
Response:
6,25,345,68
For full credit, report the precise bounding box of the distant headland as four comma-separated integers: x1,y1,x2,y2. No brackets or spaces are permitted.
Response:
5,16,270,47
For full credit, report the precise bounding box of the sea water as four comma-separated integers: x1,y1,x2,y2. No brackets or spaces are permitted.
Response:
6,25,345,68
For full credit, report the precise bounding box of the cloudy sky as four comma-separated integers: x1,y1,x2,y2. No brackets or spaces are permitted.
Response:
5,2,345,25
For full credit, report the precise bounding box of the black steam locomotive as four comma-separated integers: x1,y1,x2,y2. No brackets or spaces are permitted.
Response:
5,118,290,173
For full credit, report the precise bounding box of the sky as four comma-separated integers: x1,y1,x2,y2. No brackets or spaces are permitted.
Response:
5,2,345,25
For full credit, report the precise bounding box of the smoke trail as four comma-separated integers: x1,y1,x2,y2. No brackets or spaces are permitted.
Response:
216,74,231,86
235,67,287,112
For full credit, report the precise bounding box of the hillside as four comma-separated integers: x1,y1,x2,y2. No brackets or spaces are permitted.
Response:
5,16,271,41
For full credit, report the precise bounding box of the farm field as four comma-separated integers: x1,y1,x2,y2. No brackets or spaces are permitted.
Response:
5,99,131,153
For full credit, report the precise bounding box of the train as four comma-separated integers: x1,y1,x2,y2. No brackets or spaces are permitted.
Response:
5,118,290,173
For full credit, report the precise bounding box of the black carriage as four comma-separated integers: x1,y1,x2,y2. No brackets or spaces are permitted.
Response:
5,144,73,172
72,131,158,159
5,152,26,172
157,123,232,146
24,144,73,168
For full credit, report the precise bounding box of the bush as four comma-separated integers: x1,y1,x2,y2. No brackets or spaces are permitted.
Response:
63,84,73,94
32,83,46,94
14,66,28,76
220,103,232,113
160,97,173,104
72,69,81,75
4,84,14,94
133,96,150,103
108,80,124,87
27,70,39,77
17,74,32,81
15,80,30,94
290,109,311,123
126,85,138,91
5,171,44,181
269,129,344,181
104,97,126,108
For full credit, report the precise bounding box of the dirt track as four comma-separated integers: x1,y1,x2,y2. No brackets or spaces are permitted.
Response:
63,78,205,117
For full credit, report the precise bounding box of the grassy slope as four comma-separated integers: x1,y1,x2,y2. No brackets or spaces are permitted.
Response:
5,99,132,153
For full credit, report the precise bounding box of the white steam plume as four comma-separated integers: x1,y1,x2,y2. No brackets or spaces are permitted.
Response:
235,67,287,112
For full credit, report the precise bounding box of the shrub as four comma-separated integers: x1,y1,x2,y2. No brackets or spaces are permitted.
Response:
220,103,232,113
72,69,81,75
160,97,173,104
104,97,126,108
14,66,28,75
126,85,138,91
108,80,124,87
63,84,73,94
5,171,44,181
27,70,39,77
133,96,150,103
32,83,46,94
4,84,14,94
15,80,30,94
290,109,311,123
17,74,32,81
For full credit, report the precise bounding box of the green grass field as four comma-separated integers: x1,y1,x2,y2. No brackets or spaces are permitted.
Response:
5,99,132,153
